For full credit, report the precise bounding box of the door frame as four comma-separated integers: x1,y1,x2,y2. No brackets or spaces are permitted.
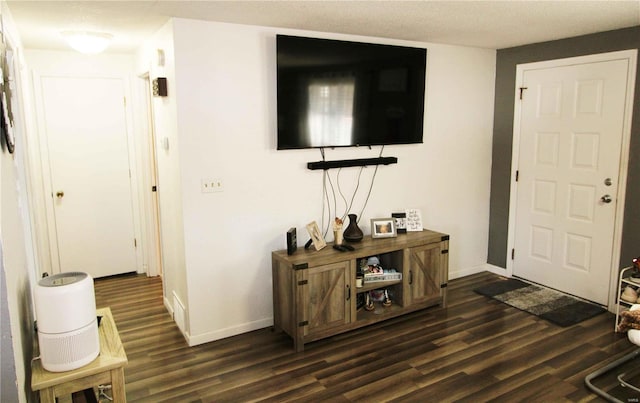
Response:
137,72,164,278
505,49,637,310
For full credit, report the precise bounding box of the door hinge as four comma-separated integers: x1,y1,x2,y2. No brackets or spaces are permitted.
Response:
519,87,528,100
152,185,157,192
297,280,308,286
441,249,449,254
511,248,515,260
515,170,519,182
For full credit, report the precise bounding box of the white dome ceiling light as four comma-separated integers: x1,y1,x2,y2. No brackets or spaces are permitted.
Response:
61,31,112,54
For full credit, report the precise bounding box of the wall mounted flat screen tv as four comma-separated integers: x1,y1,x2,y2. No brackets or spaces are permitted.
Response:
277,35,426,150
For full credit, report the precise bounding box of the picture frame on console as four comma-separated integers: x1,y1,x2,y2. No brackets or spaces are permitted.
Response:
406,209,424,232
306,221,326,251
392,212,407,234
371,218,397,238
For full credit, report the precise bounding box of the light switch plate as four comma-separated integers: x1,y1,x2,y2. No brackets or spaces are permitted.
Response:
201,178,223,193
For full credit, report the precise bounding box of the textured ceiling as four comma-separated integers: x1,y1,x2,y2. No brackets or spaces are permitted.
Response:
5,1,640,53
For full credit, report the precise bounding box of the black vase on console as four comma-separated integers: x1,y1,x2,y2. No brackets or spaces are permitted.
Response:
343,213,364,242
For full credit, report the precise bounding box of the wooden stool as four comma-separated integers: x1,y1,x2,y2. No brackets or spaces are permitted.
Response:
32,307,128,402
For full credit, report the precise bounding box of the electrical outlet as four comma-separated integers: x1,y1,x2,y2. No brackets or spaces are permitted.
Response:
201,178,224,193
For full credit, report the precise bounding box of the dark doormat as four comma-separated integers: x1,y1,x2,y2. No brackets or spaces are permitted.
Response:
474,278,607,327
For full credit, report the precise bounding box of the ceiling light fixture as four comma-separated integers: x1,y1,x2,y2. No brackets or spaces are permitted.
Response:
61,31,113,54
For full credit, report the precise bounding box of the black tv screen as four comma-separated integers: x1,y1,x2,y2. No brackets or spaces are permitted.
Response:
276,35,426,150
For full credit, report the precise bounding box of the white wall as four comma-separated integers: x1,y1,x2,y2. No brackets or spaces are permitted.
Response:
138,20,189,322
147,18,496,345
0,3,37,401
423,44,496,278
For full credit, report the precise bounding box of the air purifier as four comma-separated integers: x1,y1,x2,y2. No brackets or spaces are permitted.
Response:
34,271,99,372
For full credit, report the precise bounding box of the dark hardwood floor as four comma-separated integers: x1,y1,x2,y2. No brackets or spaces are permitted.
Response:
94,271,640,402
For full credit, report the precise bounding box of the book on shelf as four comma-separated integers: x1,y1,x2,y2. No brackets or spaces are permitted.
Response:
364,269,402,283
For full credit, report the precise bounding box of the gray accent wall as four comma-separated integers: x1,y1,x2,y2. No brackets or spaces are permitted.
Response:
488,26,640,269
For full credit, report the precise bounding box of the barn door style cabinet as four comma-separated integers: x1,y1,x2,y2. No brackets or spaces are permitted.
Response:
272,229,449,351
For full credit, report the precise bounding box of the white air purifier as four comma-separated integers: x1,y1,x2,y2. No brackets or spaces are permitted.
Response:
35,272,99,372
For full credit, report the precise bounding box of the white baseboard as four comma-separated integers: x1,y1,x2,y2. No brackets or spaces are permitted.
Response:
449,263,507,280
483,263,510,277
186,317,274,347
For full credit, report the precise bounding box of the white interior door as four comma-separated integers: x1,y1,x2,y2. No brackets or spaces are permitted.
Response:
513,56,632,305
41,76,137,278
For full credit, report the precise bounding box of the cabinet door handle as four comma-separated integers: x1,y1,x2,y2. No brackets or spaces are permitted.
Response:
346,284,351,300
409,270,413,285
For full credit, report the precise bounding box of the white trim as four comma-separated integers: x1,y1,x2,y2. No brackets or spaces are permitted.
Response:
134,73,164,278
507,49,637,311
121,74,145,275
136,74,154,277
505,65,524,279
31,69,61,274
23,69,53,277
484,263,510,278
448,264,492,280
186,317,274,347
610,50,637,310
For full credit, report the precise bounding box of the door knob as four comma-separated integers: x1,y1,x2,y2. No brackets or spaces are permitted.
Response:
600,194,612,203
55,191,64,199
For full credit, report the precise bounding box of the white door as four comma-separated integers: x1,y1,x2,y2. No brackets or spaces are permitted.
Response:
513,56,632,305
41,76,137,278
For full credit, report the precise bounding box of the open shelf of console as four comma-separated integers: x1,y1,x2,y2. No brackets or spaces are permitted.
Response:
357,280,403,293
